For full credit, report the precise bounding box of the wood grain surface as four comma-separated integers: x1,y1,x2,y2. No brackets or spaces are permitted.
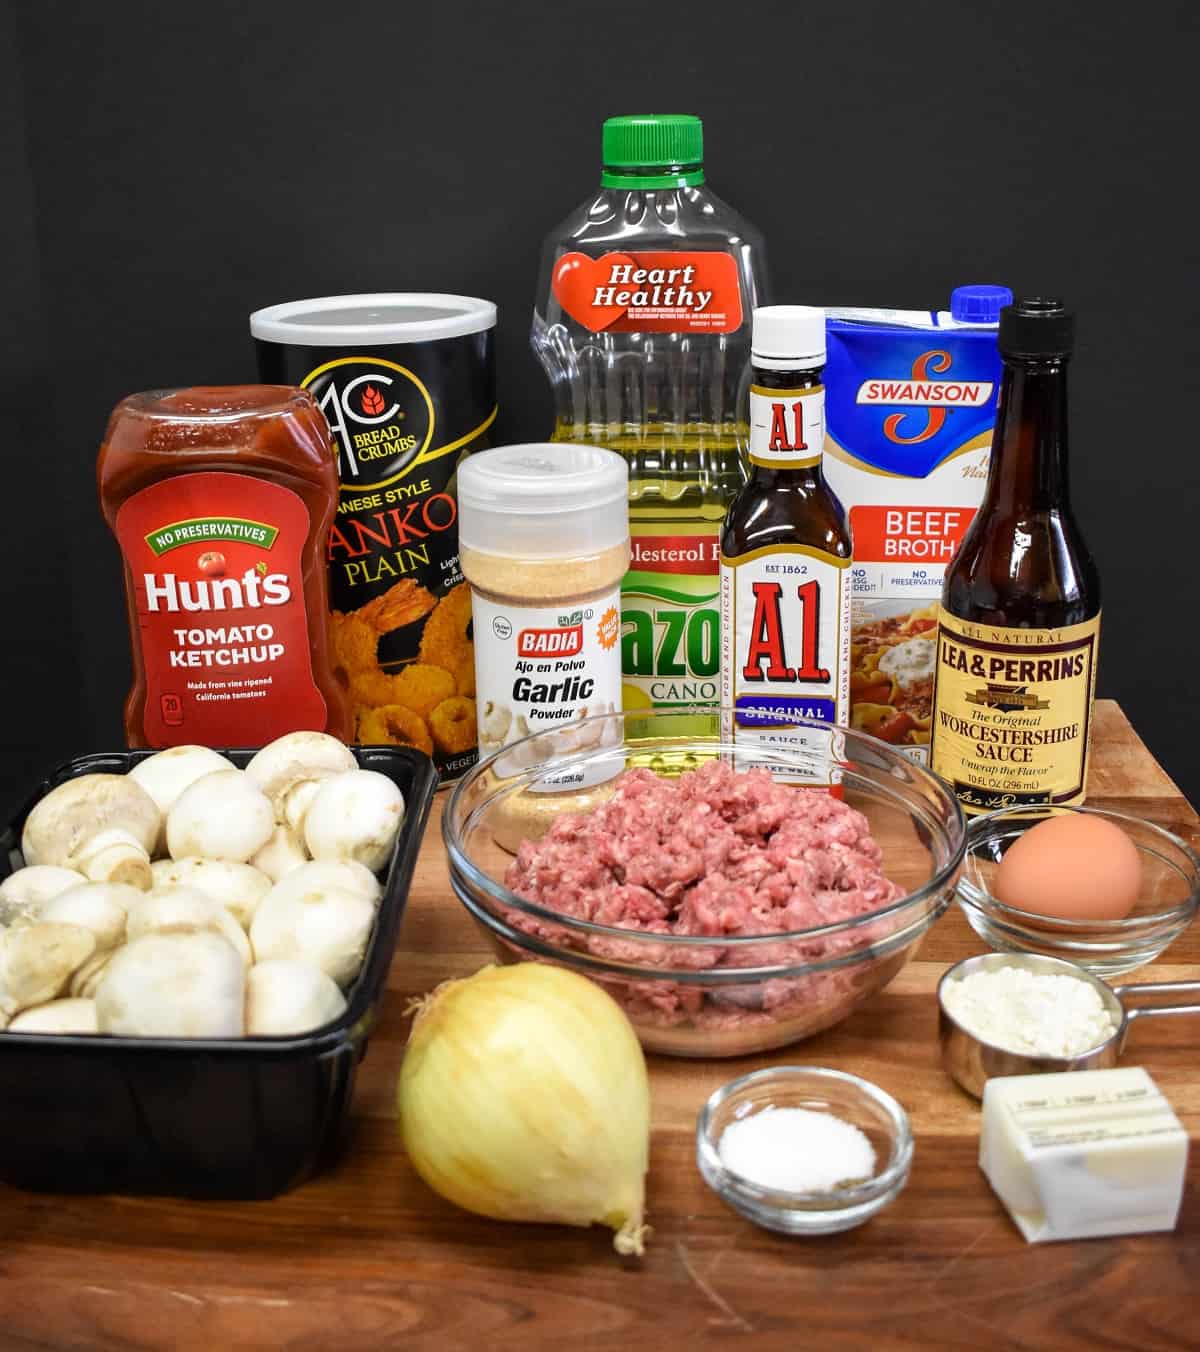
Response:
1,701,1196,1351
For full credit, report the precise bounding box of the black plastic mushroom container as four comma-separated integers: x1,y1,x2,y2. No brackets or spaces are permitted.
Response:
0,744,436,1199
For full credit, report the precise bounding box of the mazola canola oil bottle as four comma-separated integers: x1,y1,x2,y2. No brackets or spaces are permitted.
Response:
532,115,769,724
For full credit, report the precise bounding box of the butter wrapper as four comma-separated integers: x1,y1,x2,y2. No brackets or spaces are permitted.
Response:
980,1066,1189,1243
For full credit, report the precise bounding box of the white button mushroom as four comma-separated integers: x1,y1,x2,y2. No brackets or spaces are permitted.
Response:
266,859,383,909
249,824,310,885
303,770,405,873
245,960,348,1036
245,732,358,834
70,949,114,999
33,881,137,952
21,775,161,890
0,922,97,1020
149,857,272,931
129,745,236,853
7,998,99,1034
0,865,87,925
95,932,246,1038
166,770,274,863
250,882,376,988
128,886,253,968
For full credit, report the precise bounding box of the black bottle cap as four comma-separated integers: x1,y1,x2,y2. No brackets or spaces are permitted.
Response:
998,296,1075,358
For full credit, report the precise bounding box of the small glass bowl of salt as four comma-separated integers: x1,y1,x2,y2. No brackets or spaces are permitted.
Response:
696,1066,913,1236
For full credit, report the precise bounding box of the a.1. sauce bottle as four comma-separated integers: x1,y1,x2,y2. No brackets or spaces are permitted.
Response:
97,386,352,748
720,307,852,783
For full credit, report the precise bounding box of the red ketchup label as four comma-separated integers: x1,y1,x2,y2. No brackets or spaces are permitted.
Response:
115,472,327,746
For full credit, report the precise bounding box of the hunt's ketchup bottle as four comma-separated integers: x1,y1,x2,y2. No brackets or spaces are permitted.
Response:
720,307,852,787
97,386,352,748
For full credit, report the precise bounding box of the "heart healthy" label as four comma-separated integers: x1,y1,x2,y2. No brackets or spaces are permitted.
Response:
553,251,742,334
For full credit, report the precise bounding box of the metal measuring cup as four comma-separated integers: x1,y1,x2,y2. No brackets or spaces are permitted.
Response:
937,951,1200,1098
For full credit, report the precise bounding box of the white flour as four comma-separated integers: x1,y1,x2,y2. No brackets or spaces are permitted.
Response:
942,966,1117,1058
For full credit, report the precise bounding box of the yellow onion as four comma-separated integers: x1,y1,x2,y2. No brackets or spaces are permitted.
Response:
398,963,650,1255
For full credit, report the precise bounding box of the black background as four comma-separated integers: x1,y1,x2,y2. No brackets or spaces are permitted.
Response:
2,2,1196,809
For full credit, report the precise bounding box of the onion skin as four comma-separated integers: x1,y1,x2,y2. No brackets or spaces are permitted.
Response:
398,964,650,1255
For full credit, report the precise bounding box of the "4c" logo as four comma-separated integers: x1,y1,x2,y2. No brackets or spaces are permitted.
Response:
301,357,435,484
335,373,400,426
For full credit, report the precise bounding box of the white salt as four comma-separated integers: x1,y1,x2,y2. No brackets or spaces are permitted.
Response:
718,1105,877,1192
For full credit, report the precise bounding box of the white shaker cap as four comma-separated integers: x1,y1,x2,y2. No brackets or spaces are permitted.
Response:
457,444,629,559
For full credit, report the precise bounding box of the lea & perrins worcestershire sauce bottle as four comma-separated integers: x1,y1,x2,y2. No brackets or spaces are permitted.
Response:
720,306,852,784
930,298,1101,814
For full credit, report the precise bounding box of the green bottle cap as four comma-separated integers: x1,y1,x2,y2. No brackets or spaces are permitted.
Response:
600,114,705,189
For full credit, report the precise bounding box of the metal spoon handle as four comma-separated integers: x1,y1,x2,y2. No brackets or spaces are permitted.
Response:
1113,980,1200,1025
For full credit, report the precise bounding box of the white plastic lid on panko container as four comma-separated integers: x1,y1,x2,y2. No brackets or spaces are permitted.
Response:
457,444,629,559
249,293,497,345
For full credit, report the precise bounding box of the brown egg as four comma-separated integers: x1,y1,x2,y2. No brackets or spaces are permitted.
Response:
993,813,1141,922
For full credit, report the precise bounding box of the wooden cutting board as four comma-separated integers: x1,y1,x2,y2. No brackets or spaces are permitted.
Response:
1,701,1195,1351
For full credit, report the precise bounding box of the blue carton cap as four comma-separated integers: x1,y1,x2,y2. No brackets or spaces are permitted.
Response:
950,284,1013,324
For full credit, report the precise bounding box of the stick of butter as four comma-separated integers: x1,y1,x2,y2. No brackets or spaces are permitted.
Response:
980,1066,1189,1242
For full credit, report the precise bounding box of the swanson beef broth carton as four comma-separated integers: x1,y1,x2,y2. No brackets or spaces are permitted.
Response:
822,286,1008,762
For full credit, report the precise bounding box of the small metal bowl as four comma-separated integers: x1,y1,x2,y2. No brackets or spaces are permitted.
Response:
695,1066,913,1235
937,951,1200,1098
958,805,1200,977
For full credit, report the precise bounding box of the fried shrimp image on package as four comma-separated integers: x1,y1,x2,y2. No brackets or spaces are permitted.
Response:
330,579,477,776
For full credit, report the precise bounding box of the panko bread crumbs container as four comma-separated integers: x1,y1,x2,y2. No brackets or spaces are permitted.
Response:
822,286,1008,762
252,294,497,782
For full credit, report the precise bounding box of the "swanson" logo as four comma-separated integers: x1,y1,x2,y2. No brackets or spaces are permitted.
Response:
855,350,994,446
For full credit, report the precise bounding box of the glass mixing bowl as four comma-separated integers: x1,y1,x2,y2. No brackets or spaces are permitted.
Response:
443,709,966,1057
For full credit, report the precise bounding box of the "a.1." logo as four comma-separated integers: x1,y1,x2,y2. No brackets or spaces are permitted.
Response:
741,580,829,683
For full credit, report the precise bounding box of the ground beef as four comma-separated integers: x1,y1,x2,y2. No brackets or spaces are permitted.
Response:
502,762,905,1029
